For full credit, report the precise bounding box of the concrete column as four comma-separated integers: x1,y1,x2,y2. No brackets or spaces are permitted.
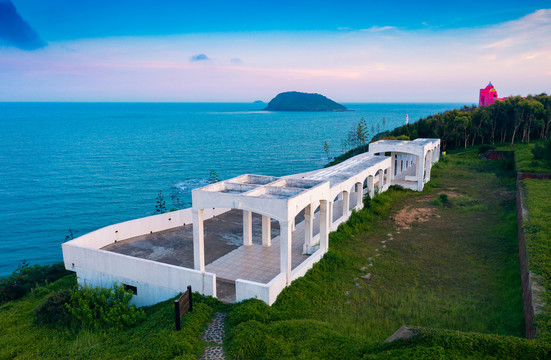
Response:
262,215,271,247
390,153,396,180
396,154,401,175
328,201,333,231
319,200,329,252
355,183,363,210
342,190,349,219
426,154,432,182
417,154,425,191
368,176,374,198
192,209,205,271
280,221,292,285
243,210,252,246
303,204,313,253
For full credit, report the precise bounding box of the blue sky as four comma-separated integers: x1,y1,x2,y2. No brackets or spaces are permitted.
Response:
1,0,550,102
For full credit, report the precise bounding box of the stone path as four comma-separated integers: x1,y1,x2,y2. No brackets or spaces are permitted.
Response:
201,312,227,360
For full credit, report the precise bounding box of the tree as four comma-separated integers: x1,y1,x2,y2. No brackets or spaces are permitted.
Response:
323,141,330,161
208,169,221,184
170,191,183,212
155,190,167,214
65,229,74,241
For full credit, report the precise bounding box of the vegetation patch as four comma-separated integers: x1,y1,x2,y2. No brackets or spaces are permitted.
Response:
0,262,72,305
382,94,551,151
521,179,551,341
226,152,526,358
0,273,225,359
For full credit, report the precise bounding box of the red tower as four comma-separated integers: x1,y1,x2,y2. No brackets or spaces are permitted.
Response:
479,82,498,107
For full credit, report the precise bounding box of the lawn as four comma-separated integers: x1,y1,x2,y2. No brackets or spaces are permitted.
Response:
226,152,531,358
1,151,545,359
521,179,551,341
495,141,551,174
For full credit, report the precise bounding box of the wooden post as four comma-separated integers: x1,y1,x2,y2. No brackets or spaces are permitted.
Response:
174,285,193,331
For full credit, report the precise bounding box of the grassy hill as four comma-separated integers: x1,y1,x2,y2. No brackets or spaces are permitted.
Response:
3,147,551,359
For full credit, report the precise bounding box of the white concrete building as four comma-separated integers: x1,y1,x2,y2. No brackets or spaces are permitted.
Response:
62,138,440,306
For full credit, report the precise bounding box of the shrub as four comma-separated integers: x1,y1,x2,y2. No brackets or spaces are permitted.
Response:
34,289,72,326
0,262,72,304
67,283,146,330
532,138,551,165
226,299,272,328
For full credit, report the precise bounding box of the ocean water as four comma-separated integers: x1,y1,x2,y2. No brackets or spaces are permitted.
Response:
0,102,465,276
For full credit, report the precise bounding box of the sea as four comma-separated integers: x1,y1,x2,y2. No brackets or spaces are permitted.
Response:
0,102,466,276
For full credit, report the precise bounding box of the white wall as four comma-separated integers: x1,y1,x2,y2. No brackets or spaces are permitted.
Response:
66,207,230,250
63,244,216,307
236,273,287,306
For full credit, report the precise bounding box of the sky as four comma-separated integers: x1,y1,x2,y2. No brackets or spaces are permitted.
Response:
0,0,550,102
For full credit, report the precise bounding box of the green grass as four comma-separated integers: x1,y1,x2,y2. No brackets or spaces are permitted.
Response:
0,274,226,359
521,179,551,341
225,152,530,359
2,149,547,359
495,141,551,174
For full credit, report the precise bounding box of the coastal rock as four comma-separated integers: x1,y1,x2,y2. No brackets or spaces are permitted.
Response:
264,91,348,112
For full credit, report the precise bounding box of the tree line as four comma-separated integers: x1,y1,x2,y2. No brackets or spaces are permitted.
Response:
381,94,551,151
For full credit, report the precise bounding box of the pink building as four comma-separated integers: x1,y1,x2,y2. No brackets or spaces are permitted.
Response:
479,82,498,107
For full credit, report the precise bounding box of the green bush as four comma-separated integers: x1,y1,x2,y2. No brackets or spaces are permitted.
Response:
0,262,72,304
226,299,273,328
532,138,551,166
34,289,72,326
67,283,146,330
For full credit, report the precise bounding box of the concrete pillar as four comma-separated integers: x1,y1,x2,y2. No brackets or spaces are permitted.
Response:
262,215,271,247
319,200,329,252
417,154,425,191
426,154,432,182
280,221,292,285
291,218,296,231
342,190,349,219
328,201,333,231
303,204,313,253
390,153,396,180
355,183,363,210
368,176,374,198
192,209,205,271
243,210,252,246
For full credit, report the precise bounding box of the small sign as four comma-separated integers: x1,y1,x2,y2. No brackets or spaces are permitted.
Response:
174,285,193,331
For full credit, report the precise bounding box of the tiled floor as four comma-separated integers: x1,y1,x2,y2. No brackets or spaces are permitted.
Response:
103,195,360,285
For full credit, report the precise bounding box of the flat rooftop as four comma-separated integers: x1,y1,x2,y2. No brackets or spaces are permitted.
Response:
302,154,388,187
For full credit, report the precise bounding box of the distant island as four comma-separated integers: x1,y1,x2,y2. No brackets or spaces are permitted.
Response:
264,91,348,111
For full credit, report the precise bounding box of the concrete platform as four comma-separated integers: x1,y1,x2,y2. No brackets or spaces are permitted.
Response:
102,196,357,285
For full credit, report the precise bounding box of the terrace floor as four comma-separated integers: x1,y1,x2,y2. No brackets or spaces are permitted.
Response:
102,195,357,285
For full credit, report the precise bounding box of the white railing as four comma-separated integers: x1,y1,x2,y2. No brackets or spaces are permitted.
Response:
290,248,325,282
235,273,287,306
66,207,230,250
